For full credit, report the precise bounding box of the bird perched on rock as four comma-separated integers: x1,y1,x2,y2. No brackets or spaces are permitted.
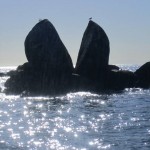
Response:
89,17,92,21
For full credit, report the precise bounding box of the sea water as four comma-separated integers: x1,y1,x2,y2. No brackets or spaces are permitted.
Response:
0,65,150,150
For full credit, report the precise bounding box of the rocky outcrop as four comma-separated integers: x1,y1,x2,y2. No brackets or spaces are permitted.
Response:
4,19,150,96
106,70,136,90
134,62,150,88
75,20,110,84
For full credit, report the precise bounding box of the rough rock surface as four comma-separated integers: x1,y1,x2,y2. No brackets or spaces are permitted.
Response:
75,20,110,82
25,19,73,74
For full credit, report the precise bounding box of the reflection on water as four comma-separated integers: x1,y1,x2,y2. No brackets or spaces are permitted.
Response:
0,89,150,150
0,66,150,149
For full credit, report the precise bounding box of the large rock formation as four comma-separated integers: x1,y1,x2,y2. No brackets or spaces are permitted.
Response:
4,19,150,96
75,20,110,84
5,19,74,95
25,19,73,74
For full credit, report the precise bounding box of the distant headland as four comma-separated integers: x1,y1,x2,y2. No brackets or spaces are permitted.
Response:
2,19,150,96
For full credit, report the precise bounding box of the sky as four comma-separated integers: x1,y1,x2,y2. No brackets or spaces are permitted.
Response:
0,0,150,66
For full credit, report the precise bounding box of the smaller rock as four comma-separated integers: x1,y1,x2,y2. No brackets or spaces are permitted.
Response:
5,63,33,95
134,62,150,88
0,72,6,77
106,70,136,90
7,70,17,76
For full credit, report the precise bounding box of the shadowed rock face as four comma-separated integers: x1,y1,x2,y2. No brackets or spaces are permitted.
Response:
134,62,150,88
25,19,73,74
5,62,73,95
106,70,136,90
75,20,110,80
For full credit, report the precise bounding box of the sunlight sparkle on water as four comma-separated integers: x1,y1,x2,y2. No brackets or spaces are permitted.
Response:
0,65,150,150
64,127,72,132
89,139,111,149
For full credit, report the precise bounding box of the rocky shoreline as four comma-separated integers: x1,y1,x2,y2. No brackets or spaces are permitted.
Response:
3,19,150,96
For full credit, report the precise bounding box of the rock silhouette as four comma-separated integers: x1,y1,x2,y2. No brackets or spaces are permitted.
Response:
106,70,136,90
134,62,150,88
5,19,73,95
75,21,110,83
25,19,73,74
4,19,150,95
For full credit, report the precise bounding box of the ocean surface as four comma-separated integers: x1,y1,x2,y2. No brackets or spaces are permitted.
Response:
0,65,150,150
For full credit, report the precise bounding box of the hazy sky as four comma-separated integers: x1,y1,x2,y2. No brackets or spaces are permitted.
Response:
0,0,150,66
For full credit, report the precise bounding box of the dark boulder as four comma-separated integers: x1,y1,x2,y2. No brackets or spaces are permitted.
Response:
106,70,136,90
5,63,33,95
134,62,150,88
75,20,110,83
25,19,73,75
